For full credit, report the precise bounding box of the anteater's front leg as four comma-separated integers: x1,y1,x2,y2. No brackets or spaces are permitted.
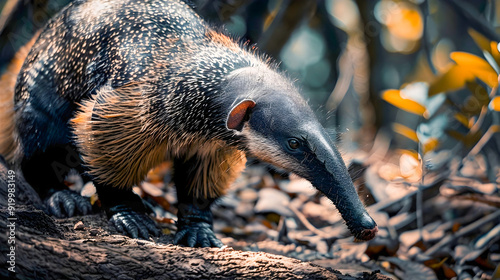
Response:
95,182,160,239
172,145,246,247
72,84,166,239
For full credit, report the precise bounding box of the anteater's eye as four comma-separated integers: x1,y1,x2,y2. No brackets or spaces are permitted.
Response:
288,138,300,150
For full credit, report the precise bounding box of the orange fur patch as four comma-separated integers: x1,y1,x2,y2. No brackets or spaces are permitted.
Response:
183,141,247,198
206,29,240,52
72,83,168,188
72,82,247,198
0,32,39,162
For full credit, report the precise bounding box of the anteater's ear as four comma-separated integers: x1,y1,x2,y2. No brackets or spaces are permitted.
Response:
226,99,256,131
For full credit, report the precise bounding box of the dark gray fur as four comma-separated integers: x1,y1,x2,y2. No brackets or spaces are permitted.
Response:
11,0,377,245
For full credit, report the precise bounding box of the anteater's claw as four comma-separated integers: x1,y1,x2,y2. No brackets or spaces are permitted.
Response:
46,190,92,218
174,222,223,248
110,209,160,239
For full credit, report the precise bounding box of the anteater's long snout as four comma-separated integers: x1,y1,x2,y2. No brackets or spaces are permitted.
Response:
308,131,378,241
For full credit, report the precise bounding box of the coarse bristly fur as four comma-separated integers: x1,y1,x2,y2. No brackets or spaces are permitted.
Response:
0,33,39,163
8,0,271,199
71,82,247,198
2,0,378,242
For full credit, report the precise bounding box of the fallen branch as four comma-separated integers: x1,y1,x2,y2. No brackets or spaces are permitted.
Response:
425,209,500,256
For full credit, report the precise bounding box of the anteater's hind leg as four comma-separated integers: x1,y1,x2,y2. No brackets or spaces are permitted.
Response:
172,145,246,247
20,144,92,218
17,104,92,218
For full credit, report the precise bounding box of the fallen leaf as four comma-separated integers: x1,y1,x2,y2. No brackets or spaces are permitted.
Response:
141,181,164,197
399,153,422,182
399,229,422,248
278,178,316,196
254,188,292,216
422,137,440,154
81,181,96,197
383,257,438,280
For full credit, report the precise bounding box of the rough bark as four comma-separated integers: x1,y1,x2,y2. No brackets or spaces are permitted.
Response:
0,208,394,280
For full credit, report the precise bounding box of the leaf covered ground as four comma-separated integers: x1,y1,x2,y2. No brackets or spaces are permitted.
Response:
67,145,499,280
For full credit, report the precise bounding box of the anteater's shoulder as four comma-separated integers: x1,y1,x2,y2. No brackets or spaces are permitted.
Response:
15,0,210,103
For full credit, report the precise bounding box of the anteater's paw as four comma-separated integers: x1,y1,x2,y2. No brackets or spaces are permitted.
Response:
174,223,223,247
46,190,92,218
109,208,161,239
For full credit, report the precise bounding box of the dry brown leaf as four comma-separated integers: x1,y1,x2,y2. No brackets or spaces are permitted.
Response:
383,257,438,280
141,181,164,197
254,188,292,216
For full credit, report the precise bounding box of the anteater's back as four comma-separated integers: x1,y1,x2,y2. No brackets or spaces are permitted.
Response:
16,0,206,107
14,0,256,158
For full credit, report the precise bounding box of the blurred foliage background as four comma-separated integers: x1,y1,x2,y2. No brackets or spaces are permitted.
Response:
190,0,500,185
1,0,499,183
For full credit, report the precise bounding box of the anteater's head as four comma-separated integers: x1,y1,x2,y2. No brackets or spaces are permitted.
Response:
222,66,377,241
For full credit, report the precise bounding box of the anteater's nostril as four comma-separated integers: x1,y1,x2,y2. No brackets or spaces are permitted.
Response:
357,225,378,241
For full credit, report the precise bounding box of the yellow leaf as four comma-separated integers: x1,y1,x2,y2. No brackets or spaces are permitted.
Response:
392,123,418,142
448,130,482,148
429,65,475,96
382,89,426,116
454,113,471,128
467,29,500,76
490,41,500,68
447,130,465,142
471,68,499,88
451,52,495,72
426,257,449,269
423,138,439,154
465,130,484,147
90,194,99,206
490,96,500,111
468,28,491,53
451,52,499,88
